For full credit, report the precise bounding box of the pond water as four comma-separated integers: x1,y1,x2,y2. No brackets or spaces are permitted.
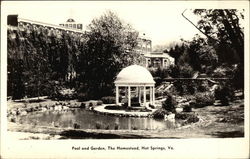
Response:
17,109,176,130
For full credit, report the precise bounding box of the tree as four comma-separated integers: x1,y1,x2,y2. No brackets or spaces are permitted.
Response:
78,11,140,98
193,9,244,64
192,9,244,89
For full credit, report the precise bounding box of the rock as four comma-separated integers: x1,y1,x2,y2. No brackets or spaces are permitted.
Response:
176,107,183,113
16,110,20,115
41,107,47,112
214,100,223,106
11,110,17,115
164,113,175,122
20,110,27,116
10,117,16,123
54,106,59,111
63,106,69,110
26,107,32,112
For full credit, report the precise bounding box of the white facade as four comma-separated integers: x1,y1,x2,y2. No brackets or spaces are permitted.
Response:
144,52,175,69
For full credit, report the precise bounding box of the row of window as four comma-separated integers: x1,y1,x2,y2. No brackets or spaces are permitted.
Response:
59,23,83,30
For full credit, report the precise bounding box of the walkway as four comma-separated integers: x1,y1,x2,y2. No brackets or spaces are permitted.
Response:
93,105,155,117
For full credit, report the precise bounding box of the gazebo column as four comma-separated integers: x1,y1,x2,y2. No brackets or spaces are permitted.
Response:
150,86,152,104
128,86,131,107
138,87,141,104
116,85,119,105
143,86,146,107
153,86,155,105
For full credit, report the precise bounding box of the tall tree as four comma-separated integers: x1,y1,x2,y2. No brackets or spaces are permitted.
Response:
193,9,244,64
193,9,244,89
78,11,140,98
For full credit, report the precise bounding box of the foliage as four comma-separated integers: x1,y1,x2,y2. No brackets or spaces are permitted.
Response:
7,24,83,99
193,9,244,89
214,82,234,105
193,9,244,64
166,64,195,78
165,9,244,91
77,93,90,102
78,11,140,98
175,112,199,123
101,96,116,104
104,105,123,110
183,105,192,112
149,67,170,86
194,92,215,108
162,93,176,112
152,108,169,119
8,11,140,100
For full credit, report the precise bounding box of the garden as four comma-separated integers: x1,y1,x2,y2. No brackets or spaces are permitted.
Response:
7,9,245,139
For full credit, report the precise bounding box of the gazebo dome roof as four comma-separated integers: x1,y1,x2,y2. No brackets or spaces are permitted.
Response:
114,65,155,85
66,18,75,22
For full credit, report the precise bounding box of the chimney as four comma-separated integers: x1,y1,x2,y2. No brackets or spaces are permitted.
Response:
7,15,18,26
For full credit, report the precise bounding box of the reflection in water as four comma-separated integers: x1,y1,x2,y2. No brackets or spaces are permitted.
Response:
17,109,176,130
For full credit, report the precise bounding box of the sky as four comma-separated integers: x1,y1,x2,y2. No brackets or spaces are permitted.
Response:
2,1,247,48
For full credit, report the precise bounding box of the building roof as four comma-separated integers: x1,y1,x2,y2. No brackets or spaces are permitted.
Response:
144,52,173,59
66,18,75,22
114,65,155,85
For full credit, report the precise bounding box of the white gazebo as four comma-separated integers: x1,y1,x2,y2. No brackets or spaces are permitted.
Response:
114,65,156,107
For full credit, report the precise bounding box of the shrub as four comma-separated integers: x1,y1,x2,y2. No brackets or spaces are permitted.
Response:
186,114,199,123
149,104,155,109
77,93,89,102
114,123,119,130
104,105,122,110
175,112,199,123
132,102,141,107
89,102,93,107
131,97,139,103
73,123,80,129
97,100,103,105
194,92,215,108
152,108,170,119
214,84,233,105
162,93,176,112
101,96,116,104
183,105,192,112
95,122,102,129
80,103,86,108
175,113,199,123
105,125,110,130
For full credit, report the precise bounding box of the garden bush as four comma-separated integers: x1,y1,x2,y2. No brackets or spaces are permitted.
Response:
101,96,116,104
104,105,122,110
194,92,215,108
95,122,102,129
77,93,89,102
80,103,86,108
152,108,170,119
149,104,155,109
183,105,192,112
162,93,176,112
214,84,233,105
175,112,199,123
